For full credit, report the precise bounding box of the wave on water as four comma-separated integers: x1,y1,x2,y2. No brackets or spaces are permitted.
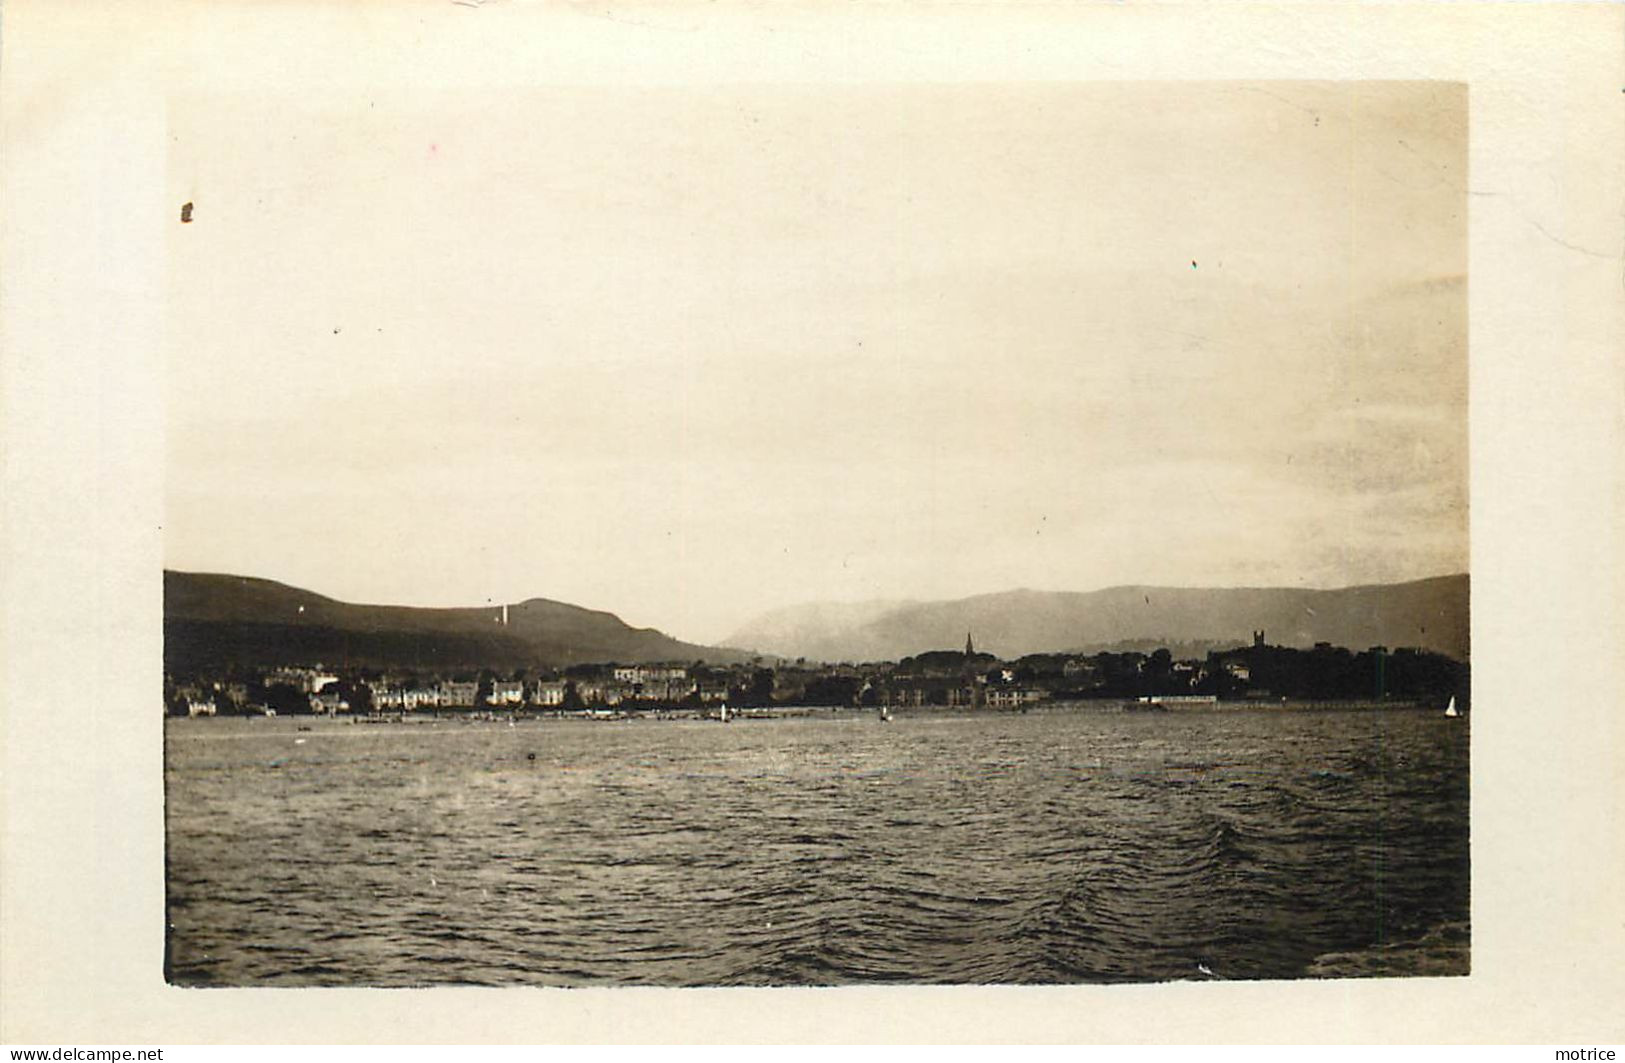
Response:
165,711,1470,986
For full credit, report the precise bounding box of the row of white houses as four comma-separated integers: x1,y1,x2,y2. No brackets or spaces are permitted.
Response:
363,674,722,711
367,681,487,710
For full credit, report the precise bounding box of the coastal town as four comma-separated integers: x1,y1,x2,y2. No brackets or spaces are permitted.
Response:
165,631,1467,719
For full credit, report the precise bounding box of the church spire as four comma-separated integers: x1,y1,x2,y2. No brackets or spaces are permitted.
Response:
965,631,975,656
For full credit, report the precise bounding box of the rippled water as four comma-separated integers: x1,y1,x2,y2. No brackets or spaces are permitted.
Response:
165,707,1468,985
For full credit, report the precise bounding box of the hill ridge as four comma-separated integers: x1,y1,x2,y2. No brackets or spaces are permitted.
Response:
163,570,750,672
725,574,1469,663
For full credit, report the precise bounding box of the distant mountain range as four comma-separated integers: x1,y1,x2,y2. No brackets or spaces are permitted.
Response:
166,570,1470,674
724,575,1469,662
164,571,750,674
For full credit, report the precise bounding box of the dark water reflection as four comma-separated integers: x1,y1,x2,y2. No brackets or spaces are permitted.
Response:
165,708,1468,986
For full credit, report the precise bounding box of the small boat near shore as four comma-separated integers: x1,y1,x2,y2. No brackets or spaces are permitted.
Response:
1444,696,1459,718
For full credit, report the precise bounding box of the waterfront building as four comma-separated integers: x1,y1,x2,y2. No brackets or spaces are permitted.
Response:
574,681,636,707
368,682,406,709
438,681,479,708
309,692,351,715
532,680,568,707
488,680,525,706
611,665,691,691
882,678,985,709
265,667,341,694
403,687,440,710
986,688,1046,709
692,680,730,704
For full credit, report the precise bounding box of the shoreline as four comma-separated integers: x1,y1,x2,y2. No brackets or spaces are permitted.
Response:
166,696,1460,727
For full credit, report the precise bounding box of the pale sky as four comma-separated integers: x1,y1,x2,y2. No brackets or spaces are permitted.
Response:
166,81,1466,643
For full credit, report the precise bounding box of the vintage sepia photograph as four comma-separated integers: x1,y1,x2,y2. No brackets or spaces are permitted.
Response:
160,80,1470,988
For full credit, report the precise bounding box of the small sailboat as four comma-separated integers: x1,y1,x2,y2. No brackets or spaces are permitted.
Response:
719,703,731,724
879,706,893,723
1444,695,1459,718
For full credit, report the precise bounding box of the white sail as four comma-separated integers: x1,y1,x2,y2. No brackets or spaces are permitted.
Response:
1444,696,1459,718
